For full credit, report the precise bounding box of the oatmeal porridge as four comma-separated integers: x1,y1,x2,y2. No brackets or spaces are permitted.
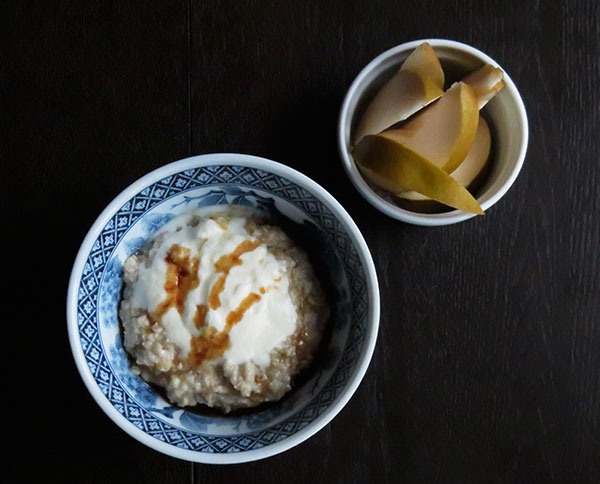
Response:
119,207,329,412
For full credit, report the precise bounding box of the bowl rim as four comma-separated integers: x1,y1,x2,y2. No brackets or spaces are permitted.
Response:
66,153,380,464
337,38,529,226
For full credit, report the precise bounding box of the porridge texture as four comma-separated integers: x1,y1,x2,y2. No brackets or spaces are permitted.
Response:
119,207,329,412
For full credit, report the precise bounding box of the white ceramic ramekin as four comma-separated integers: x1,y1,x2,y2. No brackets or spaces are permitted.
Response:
338,39,529,226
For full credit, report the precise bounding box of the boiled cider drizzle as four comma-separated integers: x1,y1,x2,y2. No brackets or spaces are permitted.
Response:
151,239,268,366
208,239,260,309
191,292,262,365
151,244,200,320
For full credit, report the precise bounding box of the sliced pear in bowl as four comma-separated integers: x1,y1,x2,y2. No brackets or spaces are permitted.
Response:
354,132,483,215
382,82,479,173
399,116,491,201
462,64,504,109
353,43,445,144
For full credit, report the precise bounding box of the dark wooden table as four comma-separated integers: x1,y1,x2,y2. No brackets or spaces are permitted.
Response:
6,1,600,483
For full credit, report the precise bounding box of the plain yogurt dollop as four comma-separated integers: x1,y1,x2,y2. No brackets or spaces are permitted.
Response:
130,212,298,368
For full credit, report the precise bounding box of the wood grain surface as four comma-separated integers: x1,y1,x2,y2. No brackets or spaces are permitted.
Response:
5,1,599,483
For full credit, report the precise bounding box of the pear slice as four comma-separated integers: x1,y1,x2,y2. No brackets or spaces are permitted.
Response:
382,82,479,174
462,64,504,109
354,132,484,214
400,42,445,88
353,43,444,144
399,116,491,201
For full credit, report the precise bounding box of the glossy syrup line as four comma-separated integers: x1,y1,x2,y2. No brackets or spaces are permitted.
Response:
150,238,269,366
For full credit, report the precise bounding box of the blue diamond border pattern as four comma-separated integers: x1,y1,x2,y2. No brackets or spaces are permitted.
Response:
77,165,368,453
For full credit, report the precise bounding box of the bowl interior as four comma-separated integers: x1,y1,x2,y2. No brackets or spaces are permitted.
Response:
340,41,527,222
75,163,371,456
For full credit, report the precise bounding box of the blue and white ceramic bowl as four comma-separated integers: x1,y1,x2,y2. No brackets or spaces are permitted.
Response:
67,154,380,463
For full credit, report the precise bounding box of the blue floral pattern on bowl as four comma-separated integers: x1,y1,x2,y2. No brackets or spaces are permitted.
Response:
75,163,370,455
